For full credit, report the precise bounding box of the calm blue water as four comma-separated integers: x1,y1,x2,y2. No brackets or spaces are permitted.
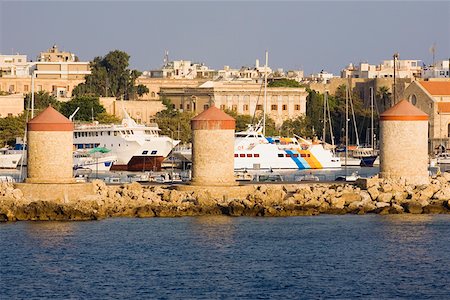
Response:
2,215,450,299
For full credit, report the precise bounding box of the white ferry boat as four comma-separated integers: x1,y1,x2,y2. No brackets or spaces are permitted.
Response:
73,112,179,171
235,125,341,170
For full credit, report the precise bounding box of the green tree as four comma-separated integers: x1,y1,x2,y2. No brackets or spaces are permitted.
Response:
280,115,312,138
0,114,26,146
73,50,143,100
59,95,106,122
268,78,302,88
377,86,392,111
24,91,61,113
95,112,121,124
154,97,194,144
136,84,150,97
223,109,277,135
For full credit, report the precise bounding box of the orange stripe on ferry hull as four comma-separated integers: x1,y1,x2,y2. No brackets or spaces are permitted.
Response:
299,150,323,169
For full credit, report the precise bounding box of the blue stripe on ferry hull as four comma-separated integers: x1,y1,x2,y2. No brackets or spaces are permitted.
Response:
285,150,310,169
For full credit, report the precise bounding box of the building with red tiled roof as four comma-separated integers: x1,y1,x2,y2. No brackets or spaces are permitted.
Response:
403,80,450,152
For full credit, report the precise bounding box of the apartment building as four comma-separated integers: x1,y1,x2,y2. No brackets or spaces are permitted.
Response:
0,54,30,77
422,60,450,79
342,59,422,79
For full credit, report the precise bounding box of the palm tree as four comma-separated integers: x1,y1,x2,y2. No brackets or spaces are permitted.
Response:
376,86,392,112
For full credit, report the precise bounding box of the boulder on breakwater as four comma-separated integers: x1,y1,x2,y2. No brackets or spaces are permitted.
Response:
2,172,450,222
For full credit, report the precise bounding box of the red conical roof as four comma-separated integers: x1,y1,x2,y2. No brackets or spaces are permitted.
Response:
380,99,428,121
28,106,74,131
191,106,235,130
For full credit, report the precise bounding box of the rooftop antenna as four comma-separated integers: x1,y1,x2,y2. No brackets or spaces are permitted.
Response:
163,50,169,66
429,43,436,67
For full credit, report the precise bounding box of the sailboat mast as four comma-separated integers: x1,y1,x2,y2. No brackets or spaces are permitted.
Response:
370,86,374,149
326,90,335,149
263,51,268,136
345,84,349,176
323,91,327,143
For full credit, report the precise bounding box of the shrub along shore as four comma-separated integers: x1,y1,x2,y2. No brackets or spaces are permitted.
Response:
1,173,450,222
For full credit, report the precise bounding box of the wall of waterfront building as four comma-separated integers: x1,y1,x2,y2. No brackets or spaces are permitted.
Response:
100,97,165,124
403,81,450,153
0,94,24,117
308,77,412,112
135,77,206,101
0,77,85,98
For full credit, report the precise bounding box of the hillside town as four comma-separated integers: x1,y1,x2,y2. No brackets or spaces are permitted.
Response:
1,45,450,153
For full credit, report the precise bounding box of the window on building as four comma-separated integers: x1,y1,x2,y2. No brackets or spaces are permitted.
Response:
239,154,245,157
271,104,278,111
151,92,156,97
232,105,237,111
220,104,226,110
234,154,238,157
256,105,263,111
278,154,284,157
246,154,252,157
243,104,249,111
282,104,287,111
24,85,29,92
186,103,190,110
8,85,14,93
294,105,301,111
203,104,209,111
254,154,260,158
448,124,450,138
410,94,417,105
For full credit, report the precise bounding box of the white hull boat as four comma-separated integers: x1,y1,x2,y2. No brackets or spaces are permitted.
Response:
73,110,179,171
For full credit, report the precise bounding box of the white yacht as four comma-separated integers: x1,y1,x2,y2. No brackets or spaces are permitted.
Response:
73,149,118,172
73,112,179,171
0,147,23,169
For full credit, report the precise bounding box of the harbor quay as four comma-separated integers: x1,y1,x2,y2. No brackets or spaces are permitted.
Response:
2,173,450,221
2,101,447,222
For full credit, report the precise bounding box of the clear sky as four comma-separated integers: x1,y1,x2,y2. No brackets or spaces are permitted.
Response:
1,0,449,74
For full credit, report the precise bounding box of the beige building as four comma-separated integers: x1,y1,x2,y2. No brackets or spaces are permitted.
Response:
0,93,25,117
308,77,412,112
38,45,78,62
341,59,422,79
99,97,165,124
160,81,307,126
403,80,450,152
0,77,85,98
135,77,206,100
0,54,30,77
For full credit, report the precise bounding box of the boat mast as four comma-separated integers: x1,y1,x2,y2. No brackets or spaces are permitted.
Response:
370,86,374,149
326,90,335,149
263,51,268,136
345,83,349,178
323,91,327,143
393,52,399,106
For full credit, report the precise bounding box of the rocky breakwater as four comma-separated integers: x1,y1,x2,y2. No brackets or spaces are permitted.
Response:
2,172,450,222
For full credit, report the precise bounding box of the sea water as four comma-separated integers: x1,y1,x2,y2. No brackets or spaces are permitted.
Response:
2,215,450,299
